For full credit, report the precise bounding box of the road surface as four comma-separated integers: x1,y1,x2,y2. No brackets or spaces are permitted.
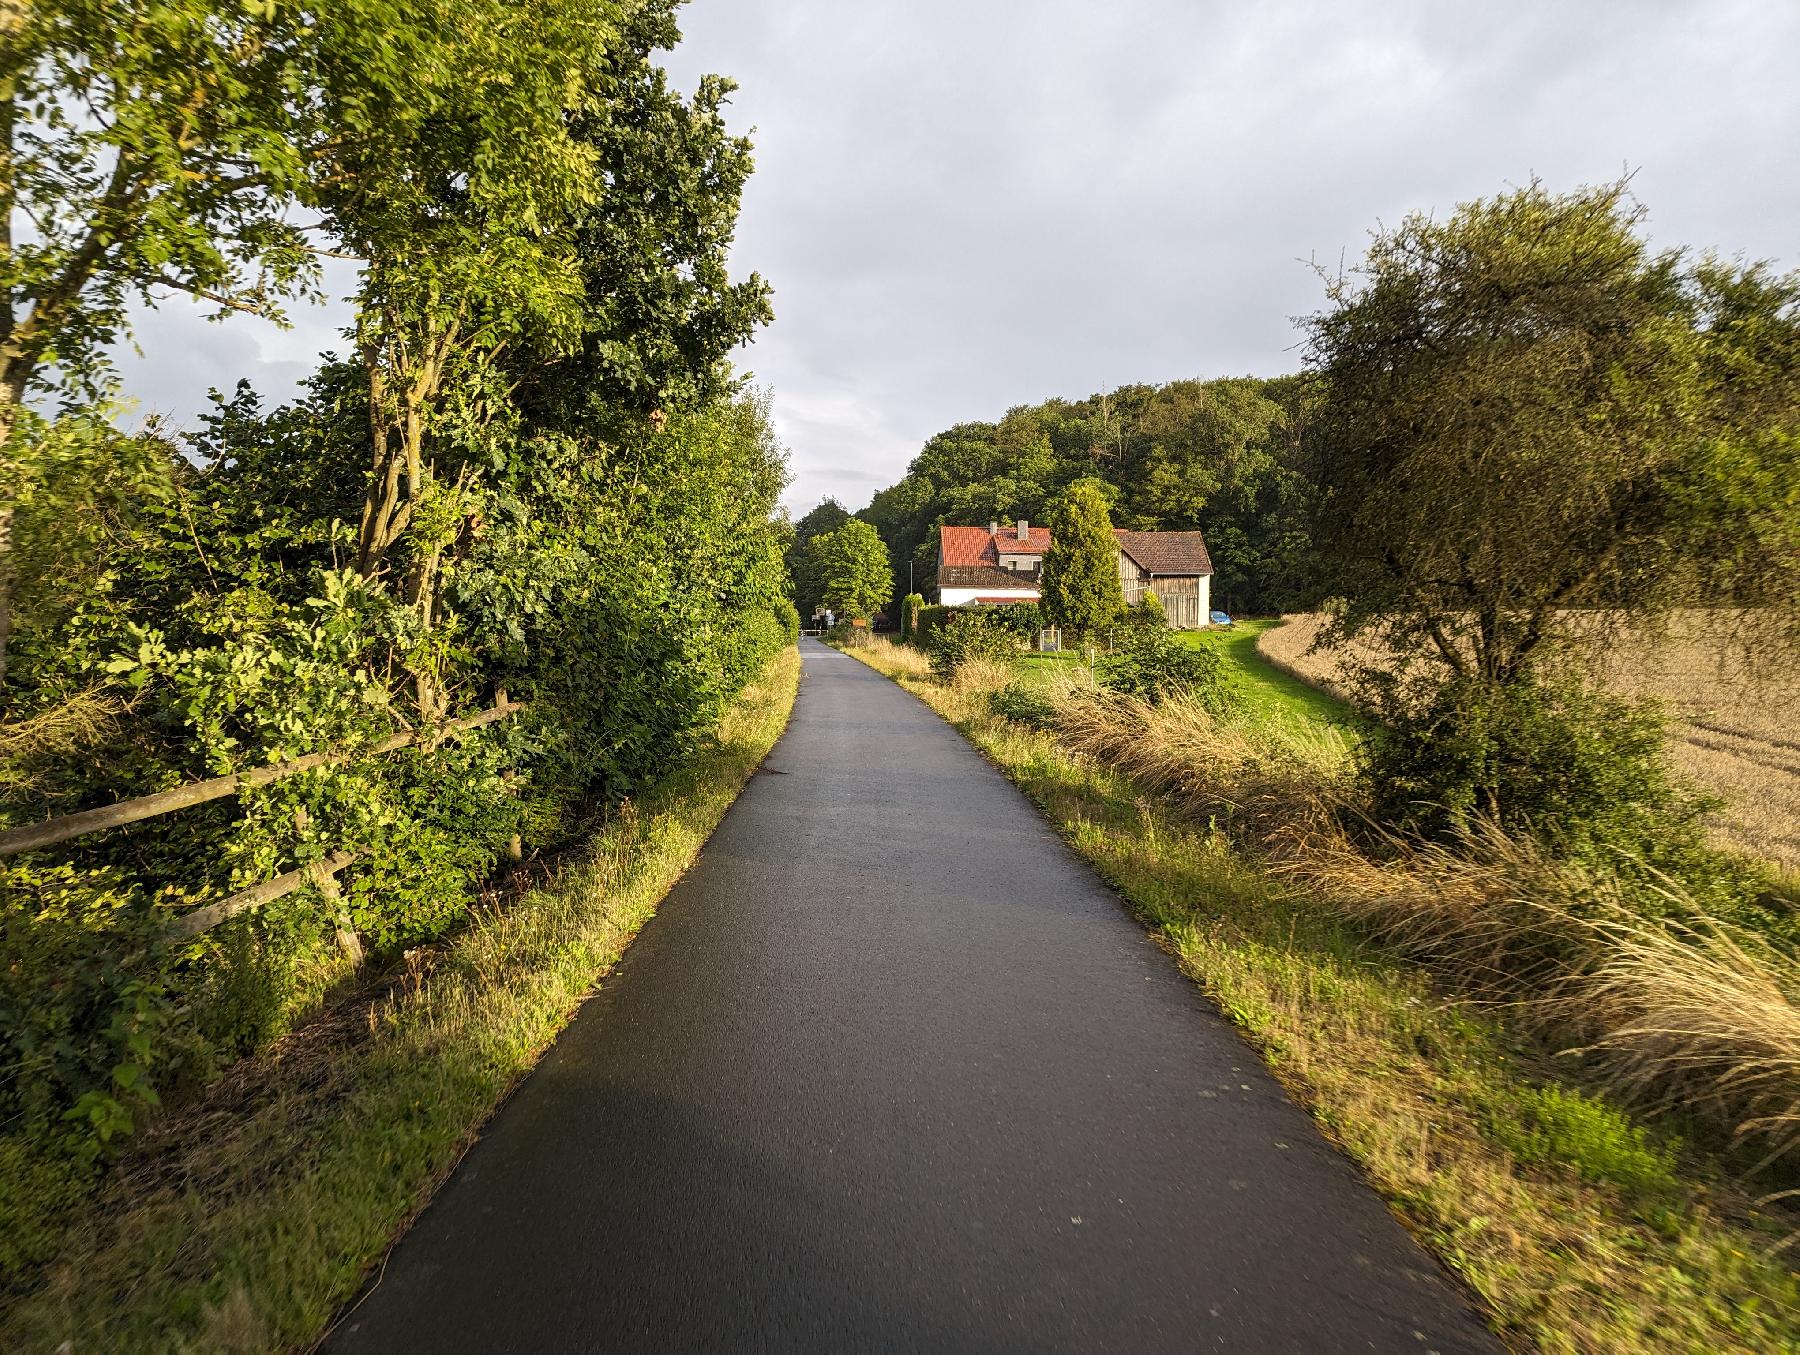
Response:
328,639,1497,1353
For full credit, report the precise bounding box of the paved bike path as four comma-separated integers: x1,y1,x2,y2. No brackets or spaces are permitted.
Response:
328,639,1497,1352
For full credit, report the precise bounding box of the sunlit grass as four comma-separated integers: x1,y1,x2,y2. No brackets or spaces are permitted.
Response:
1175,618,1360,736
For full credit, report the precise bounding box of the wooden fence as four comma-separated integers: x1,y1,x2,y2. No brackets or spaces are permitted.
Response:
2,692,526,942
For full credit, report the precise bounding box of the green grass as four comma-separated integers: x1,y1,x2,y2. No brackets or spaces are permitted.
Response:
1174,619,1359,735
1014,622,1354,738
843,639,1800,1354
0,649,802,1355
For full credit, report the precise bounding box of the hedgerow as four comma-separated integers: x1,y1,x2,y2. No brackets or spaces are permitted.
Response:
0,0,793,1264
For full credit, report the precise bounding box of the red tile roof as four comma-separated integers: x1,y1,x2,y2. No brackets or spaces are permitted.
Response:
938,523,1213,579
939,524,1052,567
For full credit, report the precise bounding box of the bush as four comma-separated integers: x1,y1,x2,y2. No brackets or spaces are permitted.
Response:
986,682,1059,731
1098,628,1223,706
899,592,924,643
774,596,800,644
987,601,1043,641
1360,675,1713,866
928,610,1018,680
913,603,951,646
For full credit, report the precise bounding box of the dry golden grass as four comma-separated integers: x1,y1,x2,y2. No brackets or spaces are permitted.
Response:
1053,687,1350,854
0,689,132,797
869,637,933,677
1029,679,1800,1165
1259,613,1800,871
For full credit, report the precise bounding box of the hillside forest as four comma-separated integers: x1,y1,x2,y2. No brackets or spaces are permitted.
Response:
858,375,1315,620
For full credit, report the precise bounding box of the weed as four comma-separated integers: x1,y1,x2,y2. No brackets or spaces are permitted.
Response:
1489,1085,1678,1193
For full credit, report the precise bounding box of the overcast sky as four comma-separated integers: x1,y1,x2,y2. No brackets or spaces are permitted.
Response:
114,0,1799,515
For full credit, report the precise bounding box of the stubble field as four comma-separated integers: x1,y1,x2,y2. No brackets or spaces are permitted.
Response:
1259,613,1800,872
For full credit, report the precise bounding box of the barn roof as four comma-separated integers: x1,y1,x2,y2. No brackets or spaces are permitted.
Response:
1114,530,1213,576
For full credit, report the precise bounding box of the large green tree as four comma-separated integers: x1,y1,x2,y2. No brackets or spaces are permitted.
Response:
1040,478,1122,638
0,0,794,1172
785,497,851,619
1304,179,1800,685
0,0,332,689
807,518,891,621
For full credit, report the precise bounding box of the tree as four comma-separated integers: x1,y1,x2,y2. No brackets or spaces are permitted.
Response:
1,0,330,689
524,0,772,420
1305,179,1800,686
1040,478,1122,638
786,498,851,619
807,518,891,621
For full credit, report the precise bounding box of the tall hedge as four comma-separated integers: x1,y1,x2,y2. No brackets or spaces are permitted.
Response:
0,1,790,1190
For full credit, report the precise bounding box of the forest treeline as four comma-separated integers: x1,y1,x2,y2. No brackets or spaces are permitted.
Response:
1,0,794,1213
856,375,1315,619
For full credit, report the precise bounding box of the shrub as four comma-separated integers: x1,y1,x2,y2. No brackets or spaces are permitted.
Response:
899,592,924,643
1360,675,1713,867
987,601,1043,641
986,683,1059,731
1098,628,1224,706
913,603,951,646
774,596,800,644
928,610,1018,681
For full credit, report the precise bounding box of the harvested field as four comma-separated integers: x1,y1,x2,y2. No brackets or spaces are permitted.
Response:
1259,613,1800,872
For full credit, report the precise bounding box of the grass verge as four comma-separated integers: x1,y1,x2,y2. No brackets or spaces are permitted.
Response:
843,637,1800,1354
0,647,801,1354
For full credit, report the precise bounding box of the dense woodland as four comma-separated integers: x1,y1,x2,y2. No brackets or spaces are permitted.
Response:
1,0,795,1197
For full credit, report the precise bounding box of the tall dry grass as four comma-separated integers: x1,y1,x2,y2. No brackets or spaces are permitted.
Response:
1054,688,1350,853
1044,681,1800,1163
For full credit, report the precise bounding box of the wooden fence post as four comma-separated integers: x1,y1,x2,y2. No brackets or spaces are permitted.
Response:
322,872,363,965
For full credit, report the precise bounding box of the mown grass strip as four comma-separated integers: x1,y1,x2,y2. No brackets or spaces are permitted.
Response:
0,648,801,1355
845,641,1800,1355
1175,618,1359,734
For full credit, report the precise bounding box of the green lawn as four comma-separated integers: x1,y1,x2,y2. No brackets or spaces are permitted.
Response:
1176,619,1358,736
1015,620,1355,739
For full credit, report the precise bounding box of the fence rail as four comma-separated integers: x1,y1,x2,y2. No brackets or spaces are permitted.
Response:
0,697,525,857
170,850,360,939
7,692,527,943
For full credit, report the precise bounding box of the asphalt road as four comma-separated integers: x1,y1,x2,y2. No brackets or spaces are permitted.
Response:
327,639,1499,1353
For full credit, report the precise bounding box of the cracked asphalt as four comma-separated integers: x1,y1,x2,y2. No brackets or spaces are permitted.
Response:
326,639,1498,1353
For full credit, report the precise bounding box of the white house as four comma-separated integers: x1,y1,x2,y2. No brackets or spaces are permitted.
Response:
934,520,1215,628
936,520,1049,607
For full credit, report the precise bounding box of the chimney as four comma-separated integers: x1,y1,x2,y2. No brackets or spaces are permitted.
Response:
989,520,999,537
1016,519,1028,541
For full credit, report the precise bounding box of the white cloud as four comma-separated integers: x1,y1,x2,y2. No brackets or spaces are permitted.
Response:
106,0,1800,512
